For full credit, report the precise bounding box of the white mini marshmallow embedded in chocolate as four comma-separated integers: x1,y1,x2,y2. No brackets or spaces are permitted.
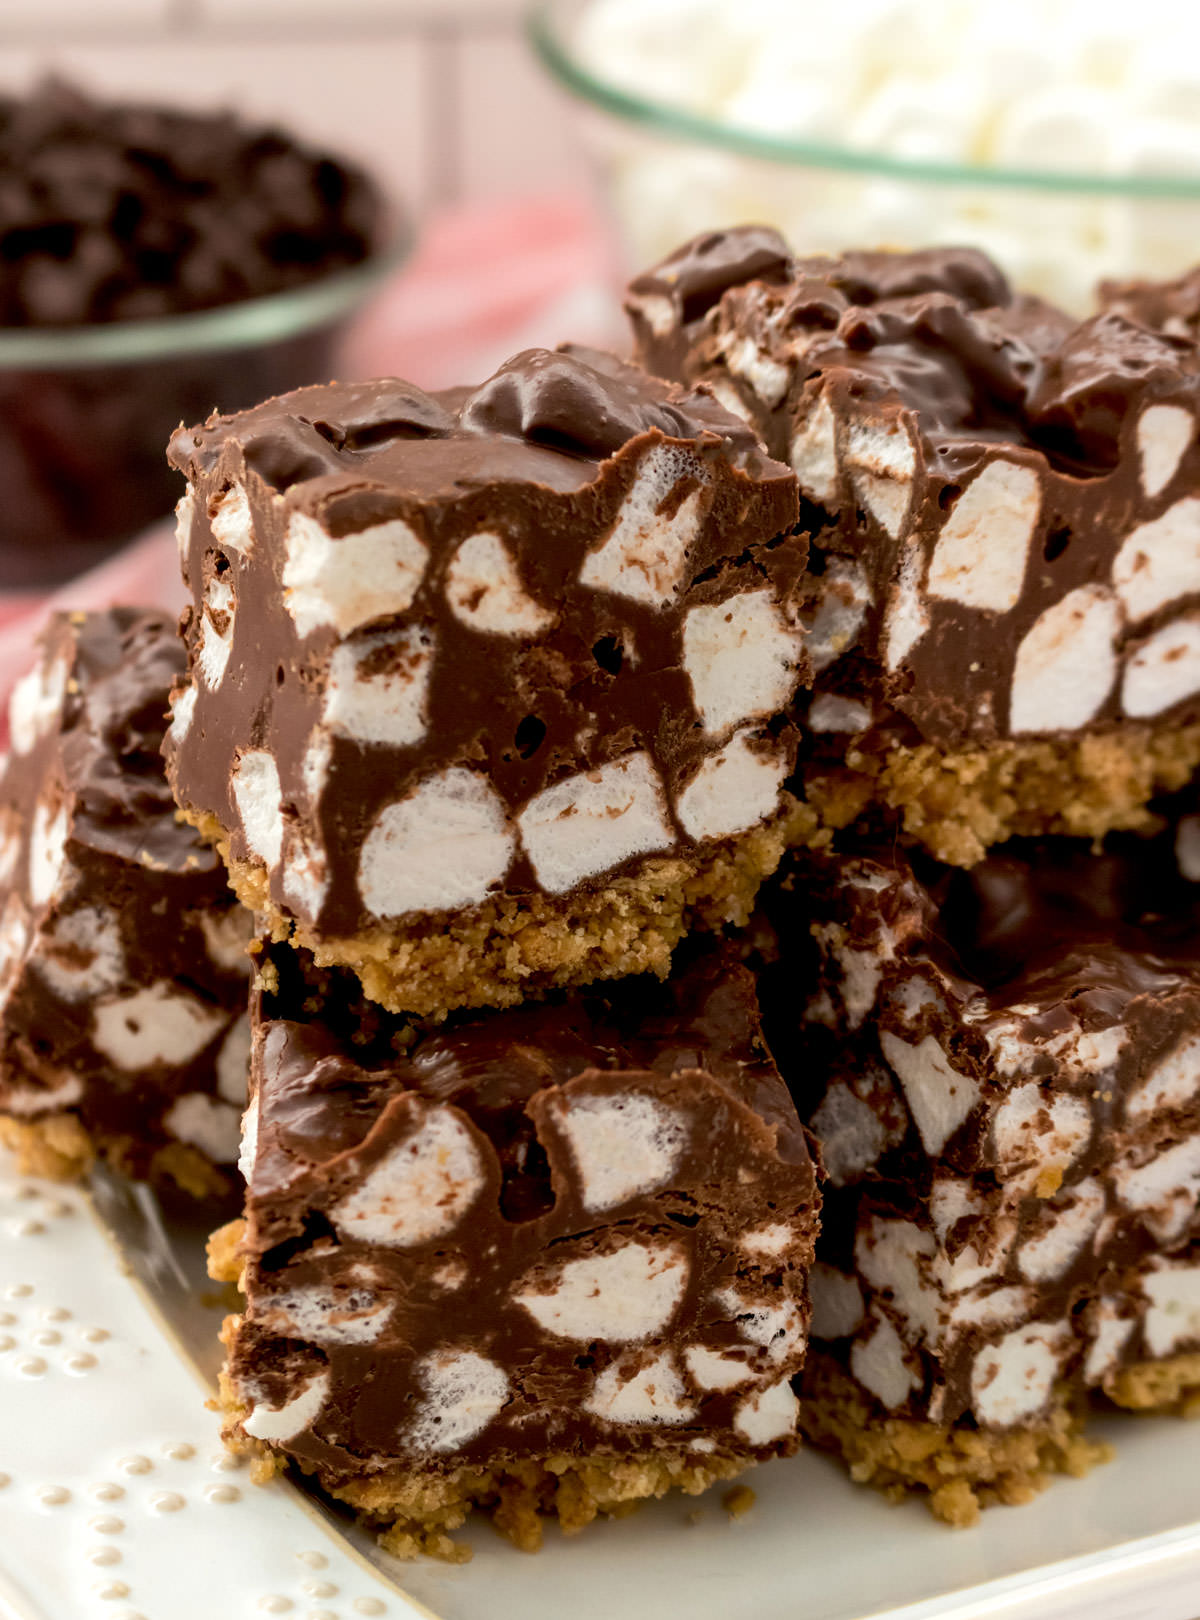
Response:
579,444,707,609
517,751,672,894
331,1105,485,1247
445,531,554,637
283,513,428,639
358,767,515,918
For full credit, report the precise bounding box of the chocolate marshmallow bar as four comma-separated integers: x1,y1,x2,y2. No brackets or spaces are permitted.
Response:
762,830,1200,1523
211,940,817,1556
628,229,1200,865
0,609,251,1195
166,347,807,1017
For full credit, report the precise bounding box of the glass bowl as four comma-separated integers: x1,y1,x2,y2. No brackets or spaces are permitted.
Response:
530,0,1200,314
0,223,412,590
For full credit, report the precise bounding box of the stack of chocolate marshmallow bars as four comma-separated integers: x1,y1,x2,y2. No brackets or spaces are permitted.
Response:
0,230,1197,1551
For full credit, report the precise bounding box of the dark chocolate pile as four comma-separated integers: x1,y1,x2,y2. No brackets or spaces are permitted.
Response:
0,79,382,325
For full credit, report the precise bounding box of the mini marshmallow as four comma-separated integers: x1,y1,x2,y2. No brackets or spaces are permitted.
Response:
810,1080,892,1185
33,905,125,1002
323,626,436,748
91,982,228,1070
216,1014,251,1106
198,907,253,974
843,419,916,540
674,728,789,842
445,531,554,637
1141,1261,1200,1358
210,482,254,557
518,751,672,894
682,589,802,735
927,460,1041,613
992,1084,1092,1174
163,1091,242,1162
257,1285,393,1348
732,1377,800,1445
196,574,235,690
358,767,515,918
1083,1299,1136,1384
790,395,839,506
28,798,69,909
1128,1032,1200,1121
723,333,790,408
1112,498,1200,624
1138,404,1193,500
851,1314,920,1410
1121,615,1200,718
883,542,930,672
239,1093,260,1183
880,1030,980,1156
579,444,707,608
1016,1178,1106,1284
283,512,428,639
331,1105,485,1247
713,1288,806,1363
166,683,197,747
805,556,871,673
1112,1134,1200,1244
808,694,873,733
405,1349,510,1452
174,488,195,569
808,1264,865,1340
969,1319,1070,1427
684,1345,755,1391
586,1350,696,1425
855,1217,941,1344
9,650,69,756
232,751,283,870
556,1090,690,1213
515,1239,689,1343
1009,584,1120,734
243,1370,329,1443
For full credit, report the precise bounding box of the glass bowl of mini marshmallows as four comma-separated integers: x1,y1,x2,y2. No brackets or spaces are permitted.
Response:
531,0,1200,311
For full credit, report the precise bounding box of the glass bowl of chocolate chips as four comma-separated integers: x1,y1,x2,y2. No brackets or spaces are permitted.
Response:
0,79,411,588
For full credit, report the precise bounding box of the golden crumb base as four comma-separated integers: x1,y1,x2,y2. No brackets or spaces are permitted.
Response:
214,1317,756,1562
186,798,824,1019
803,721,1200,867
1102,1353,1200,1419
798,1354,1111,1527
207,1217,246,1286
0,1110,229,1200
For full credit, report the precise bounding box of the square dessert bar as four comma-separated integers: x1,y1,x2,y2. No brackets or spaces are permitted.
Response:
166,346,808,1018
628,228,1200,865
0,609,251,1196
211,939,818,1556
762,829,1200,1523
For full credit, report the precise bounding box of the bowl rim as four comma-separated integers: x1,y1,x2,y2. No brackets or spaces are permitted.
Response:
529,0,1200,200
0,216,414,371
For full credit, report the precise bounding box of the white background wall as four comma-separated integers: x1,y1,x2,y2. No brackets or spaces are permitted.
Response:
0,0,589,216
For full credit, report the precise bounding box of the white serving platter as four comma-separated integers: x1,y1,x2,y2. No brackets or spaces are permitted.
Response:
0,1158,1197,1620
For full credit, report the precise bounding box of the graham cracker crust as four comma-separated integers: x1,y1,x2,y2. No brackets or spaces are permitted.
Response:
186,797,824,1019
214,1312,757,1561
798,1353,1111,1527
803,721,1200,867
1102,1353,1200,1419
0,1110,230,1200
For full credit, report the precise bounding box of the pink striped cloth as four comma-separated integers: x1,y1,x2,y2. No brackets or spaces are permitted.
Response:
0,193,622,711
